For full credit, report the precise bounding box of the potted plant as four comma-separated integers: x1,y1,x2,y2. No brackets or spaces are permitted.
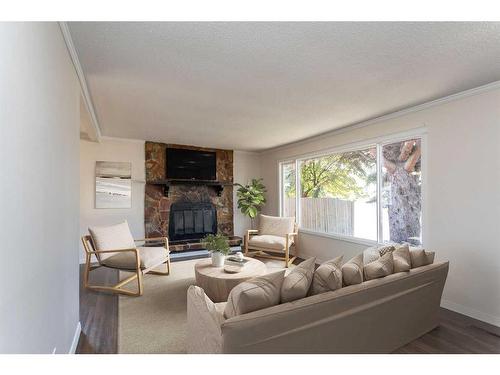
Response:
202,233,231,267
234,178,267,229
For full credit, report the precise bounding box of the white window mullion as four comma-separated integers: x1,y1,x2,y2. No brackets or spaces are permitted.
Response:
376,144,383,243
295,159,301,227
278,162,284,216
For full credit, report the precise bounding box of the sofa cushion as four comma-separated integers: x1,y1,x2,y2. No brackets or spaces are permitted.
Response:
102,246,169,270
258,214,295,237
410,248,435,268
224,270,286,319
363,244,395,264
311,255,343,295
364,252,394,280
281,257,316,303
342,253,364,286
248,234,287,251
88,221,136,261
393,244,411,272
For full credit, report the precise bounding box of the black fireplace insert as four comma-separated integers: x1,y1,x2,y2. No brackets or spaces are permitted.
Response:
168,201,217,242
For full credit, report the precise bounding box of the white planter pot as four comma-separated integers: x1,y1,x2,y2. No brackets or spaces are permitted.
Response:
211,252,226,267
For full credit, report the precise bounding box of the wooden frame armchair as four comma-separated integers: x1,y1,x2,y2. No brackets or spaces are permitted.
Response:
244,214,298,268
81,235,171,297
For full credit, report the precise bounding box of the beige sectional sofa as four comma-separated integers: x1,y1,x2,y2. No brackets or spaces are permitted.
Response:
187,261,449,353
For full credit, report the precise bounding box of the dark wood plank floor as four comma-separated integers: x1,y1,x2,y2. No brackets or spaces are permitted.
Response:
76,262,500,354
76,265,118,354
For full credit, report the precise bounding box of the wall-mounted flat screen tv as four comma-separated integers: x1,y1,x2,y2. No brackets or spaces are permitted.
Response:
166,148,217,181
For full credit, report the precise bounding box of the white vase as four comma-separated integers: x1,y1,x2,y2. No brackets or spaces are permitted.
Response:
211,252,225,267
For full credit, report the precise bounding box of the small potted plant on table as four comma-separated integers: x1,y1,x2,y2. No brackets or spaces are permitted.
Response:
202,233,231,267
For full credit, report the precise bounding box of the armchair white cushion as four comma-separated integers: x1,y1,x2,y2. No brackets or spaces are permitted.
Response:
102,246,169,270
258,214,295,237
248,234,287,251
88,220,136,261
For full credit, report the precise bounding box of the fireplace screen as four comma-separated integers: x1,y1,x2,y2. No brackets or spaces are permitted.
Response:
168,202,217,242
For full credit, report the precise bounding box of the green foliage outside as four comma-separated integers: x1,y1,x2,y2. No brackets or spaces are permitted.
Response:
284,150,375,199
202,233,230,255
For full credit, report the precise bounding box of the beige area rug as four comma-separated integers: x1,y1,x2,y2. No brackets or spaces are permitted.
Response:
118,258,293,353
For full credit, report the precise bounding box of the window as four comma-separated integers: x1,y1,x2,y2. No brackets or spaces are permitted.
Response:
280,161,296,217
279,134,423,245
381,138,422,245
299,148,377,240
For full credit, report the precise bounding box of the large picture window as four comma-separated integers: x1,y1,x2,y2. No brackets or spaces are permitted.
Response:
280,134,423,245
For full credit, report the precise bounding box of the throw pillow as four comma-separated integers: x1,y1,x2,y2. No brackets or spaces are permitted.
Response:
362,244,395,264
224,270,286,319
363,252,394,280
410,248,435,268
341,253,364,286
311,255,344,295
281,257,316,303
378,245,396,257
393,244,411,273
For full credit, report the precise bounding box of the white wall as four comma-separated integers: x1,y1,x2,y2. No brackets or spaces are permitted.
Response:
0,23,80,353
233,151,262,237
80,137,145,263
260,87,500,326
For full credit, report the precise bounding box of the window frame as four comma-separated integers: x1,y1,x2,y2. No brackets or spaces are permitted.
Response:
278,127,427,246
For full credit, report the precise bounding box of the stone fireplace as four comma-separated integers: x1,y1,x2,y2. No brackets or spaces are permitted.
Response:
144,142,240,251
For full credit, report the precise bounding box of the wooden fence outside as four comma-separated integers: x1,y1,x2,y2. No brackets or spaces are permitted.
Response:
284,197,354,236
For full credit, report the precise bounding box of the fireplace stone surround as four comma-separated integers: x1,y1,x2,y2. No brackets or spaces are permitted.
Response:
144,142,241,251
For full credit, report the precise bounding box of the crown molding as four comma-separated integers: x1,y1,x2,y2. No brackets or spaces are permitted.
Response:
100,135,146,144
59,22,102,142
261,80,500,155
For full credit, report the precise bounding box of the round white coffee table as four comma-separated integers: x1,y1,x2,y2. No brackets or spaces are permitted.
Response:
194,257,267,302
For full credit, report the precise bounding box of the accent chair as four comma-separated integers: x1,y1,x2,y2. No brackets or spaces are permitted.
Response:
244,214,298,268
81,220,170,296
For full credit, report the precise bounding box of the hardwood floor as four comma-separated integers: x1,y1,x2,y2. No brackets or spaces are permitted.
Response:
76,265,118,354
76,262,500,354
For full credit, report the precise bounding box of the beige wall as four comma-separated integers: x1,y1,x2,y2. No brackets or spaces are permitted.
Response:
0,23,80,353
233,151,262,236
260,88,500,326
79,137,146,263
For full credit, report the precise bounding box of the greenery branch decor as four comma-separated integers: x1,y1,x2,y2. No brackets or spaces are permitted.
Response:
202,233,230,255
234,178,267,228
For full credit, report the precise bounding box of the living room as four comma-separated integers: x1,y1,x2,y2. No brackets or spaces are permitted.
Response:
1,1,499,373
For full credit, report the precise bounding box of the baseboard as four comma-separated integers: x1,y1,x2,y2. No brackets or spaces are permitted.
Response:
69,321,82,354
441,299,500,327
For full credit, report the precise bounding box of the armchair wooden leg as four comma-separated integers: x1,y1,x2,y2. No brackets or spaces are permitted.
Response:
85,271,143,297
149,258,171,275
83,254,91,289
137,269,144,296
285,246,290,268
244,234,249,256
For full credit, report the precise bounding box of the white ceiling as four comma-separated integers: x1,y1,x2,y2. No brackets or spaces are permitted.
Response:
69,22,500,151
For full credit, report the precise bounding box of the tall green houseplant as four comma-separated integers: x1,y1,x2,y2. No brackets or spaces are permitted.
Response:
235,178,267,228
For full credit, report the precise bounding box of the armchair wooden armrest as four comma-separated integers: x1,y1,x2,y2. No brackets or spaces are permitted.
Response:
86,248,138,255
134,237,169,249
134,237,169,243
86,248,141,269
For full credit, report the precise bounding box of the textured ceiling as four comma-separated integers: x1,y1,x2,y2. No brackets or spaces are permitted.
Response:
69,22,500,151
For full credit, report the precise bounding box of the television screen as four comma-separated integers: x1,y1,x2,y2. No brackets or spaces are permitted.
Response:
166,148,217,181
